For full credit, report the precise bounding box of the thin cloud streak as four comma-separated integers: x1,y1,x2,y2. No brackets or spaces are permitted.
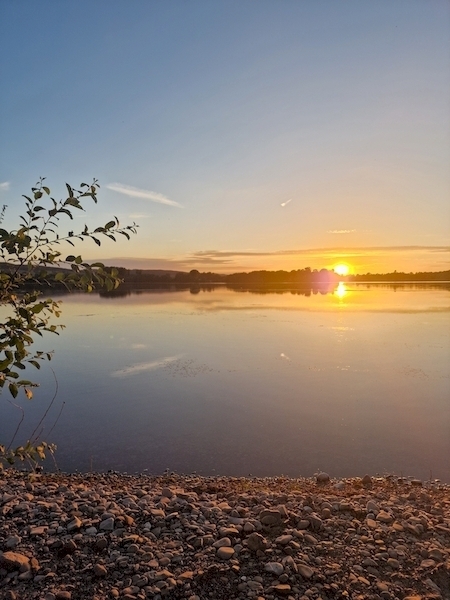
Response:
327,229,356,234
107,183,182,208
0,182,10,191
191,246,450,260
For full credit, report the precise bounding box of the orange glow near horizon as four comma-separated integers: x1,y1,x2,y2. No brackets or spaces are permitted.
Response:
334,264,350,276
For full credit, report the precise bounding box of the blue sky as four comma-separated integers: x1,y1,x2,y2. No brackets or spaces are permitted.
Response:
1,0,449,273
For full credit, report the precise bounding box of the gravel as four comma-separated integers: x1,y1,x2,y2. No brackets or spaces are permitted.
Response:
1,470,449,600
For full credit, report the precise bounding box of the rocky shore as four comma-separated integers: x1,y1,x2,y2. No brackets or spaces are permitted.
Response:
1,471,449,600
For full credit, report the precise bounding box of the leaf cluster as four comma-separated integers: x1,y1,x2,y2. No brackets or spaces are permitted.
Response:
0,178,137,465
0,441,56,466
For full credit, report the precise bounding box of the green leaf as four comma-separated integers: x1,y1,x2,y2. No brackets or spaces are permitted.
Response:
9,383,18,398
0,357,12,370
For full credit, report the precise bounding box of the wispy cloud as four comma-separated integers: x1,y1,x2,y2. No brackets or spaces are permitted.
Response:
129,213,151,219
0,182,10,191
107,183,182,208
280,198,292,207
95,246,450,272
327,229,356,234
190,246,450,263
111,355,181,378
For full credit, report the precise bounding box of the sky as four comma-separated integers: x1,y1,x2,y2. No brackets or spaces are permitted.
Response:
1,0,449,274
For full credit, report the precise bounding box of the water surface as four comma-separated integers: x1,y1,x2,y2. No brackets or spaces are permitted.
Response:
2,283,449,480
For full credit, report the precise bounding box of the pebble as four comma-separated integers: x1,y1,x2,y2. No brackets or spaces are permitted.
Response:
265,561,284,576
217,546,235,559
0,470,448,600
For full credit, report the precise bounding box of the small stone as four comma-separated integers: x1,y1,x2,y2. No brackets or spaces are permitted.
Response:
63,540,77,554
95,537,108,551
297,564,314,579
316,472,330,483
273,584,291,595
213,537,232,548
386,558,400,569
275,534,293,545
6,535,21,548
260,508,282,525
265,562,284,576
420,559,436,569
217,546,234,560
247,532,268,552
30,526,47,536
93,563,107,577
67,517,82,531
361,474,372,485
376,510,393,523
429,548,444,561
297,519,310,529
366,500,379,513
161,487,173,498
85,526,97,535
99,517,114,531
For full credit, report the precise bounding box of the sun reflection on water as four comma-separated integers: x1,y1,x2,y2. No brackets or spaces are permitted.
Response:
335,282,348,300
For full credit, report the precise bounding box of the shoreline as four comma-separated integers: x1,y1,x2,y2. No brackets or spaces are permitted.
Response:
1,471,449,600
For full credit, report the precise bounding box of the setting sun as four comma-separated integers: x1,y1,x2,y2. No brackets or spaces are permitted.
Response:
334,264,350,276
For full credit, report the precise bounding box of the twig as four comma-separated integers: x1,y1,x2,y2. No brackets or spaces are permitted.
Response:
46,401,65,438
6,398,25,451
29,367,59,444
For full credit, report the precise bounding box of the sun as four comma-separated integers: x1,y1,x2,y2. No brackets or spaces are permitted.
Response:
334,264,350,276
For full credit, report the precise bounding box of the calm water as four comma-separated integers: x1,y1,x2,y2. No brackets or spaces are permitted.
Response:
1,283,449,481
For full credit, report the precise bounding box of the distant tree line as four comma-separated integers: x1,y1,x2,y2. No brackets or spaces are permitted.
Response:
348,270,450,282
117,267,340,285
3,264,448,289
117,267,450,285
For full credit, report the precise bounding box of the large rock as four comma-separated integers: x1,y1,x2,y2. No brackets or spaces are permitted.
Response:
0,551,31,571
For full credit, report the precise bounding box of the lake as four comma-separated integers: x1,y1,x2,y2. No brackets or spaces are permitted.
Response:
1,283,449,481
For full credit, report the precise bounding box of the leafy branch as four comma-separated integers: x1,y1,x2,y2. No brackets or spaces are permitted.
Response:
0,178,137,466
